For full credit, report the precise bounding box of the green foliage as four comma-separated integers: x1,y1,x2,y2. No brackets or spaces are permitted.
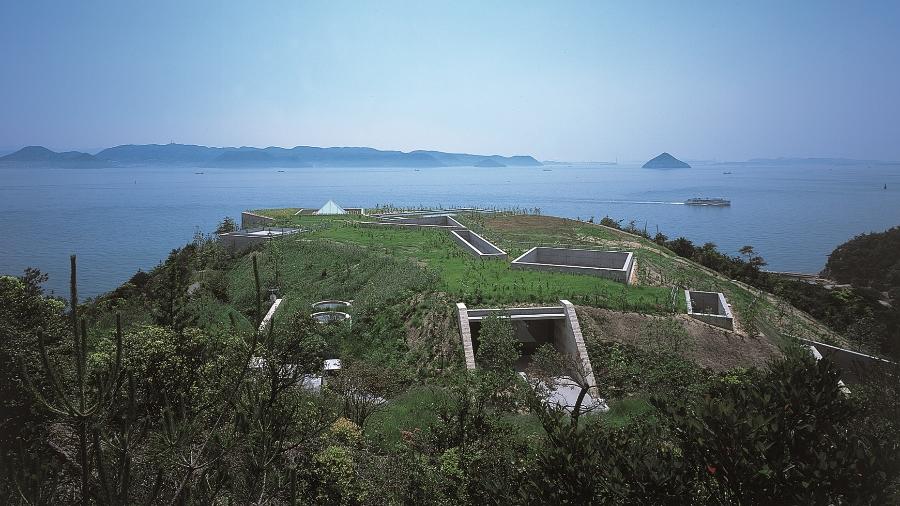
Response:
524,414,698,504
96,324,242,410
588,340,710,399
475,314,520,371
214,216,237,234
0,273,66,464
600,397,656,429
148,245,199,330
655,349,900,504
331,360,401,427
826,225,900,291
664,236,769,288
7,212,900,504
316,222,673,312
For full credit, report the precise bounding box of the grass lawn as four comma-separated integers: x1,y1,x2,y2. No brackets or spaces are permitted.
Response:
243,209,835,346
366,386,446,445
310,221,675,312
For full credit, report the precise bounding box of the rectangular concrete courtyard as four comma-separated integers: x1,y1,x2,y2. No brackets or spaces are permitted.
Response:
510,247,635,284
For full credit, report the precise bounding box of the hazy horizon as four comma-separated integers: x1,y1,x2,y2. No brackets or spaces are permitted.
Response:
4,142,900,165
3,1,899,162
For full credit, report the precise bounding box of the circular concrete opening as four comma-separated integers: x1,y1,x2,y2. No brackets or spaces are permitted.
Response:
311,311,352,325
311,300,352,311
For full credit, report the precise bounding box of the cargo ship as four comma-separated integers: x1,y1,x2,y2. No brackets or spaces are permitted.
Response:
685,197,731,206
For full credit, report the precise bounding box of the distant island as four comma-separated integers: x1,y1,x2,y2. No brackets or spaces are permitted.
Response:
642,152,691,168
473,158,505,167
0,143,542,169
0,145,108,168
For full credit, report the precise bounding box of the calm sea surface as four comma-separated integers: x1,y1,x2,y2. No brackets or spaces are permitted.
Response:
2,162,899,298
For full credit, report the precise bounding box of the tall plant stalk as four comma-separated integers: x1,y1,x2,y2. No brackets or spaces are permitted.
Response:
22,255,125,504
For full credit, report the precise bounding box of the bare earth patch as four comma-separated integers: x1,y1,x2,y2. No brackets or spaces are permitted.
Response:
576,306,780,371
483,214,579,235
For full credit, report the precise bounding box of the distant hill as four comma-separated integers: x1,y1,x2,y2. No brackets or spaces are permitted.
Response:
825,226,900,295
0,146,112,168
414,150,540,167
642,152,691,169
208,149,310,167
96,143,228,164
87,143,543,168
473,158,505,167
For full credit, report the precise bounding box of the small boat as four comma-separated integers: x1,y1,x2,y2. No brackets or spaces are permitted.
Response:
194,172,204,175
542,169,552,172
723,171,732,174
277,170,285,172
685,197,730,206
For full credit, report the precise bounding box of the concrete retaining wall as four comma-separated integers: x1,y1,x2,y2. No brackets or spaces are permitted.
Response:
258,298,283,333
456,303,477,370
456,300,598,394
467,306,565,320
450,229,507,259
375,214,466,229
218,227,300,253
510,247,635,284
558,300,599,395
685,290,734,330
241,211,276,229
802,338,894,382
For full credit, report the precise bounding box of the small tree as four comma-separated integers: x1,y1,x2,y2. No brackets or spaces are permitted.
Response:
329,361,398,428
526,344,599,427
215,216,237,234
21,256,125,505
475,314,519,372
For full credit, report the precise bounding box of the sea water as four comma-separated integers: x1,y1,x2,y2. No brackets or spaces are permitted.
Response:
1,162,898,298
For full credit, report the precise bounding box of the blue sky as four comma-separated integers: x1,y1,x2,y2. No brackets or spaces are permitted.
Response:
2,1,899,161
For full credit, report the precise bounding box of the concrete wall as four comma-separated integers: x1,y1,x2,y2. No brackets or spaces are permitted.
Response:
467,306,565,319
802,338,894,382
218,228,299,253
450,229,507,259
377,215,466,229
511,247,635,284
259,298,283,333
456,303,477,370
312,311,352,324
684,290,734,330
241,211,276,229
312,300,352,311
557,300,599,395
219,232,269,253
456,300,598,395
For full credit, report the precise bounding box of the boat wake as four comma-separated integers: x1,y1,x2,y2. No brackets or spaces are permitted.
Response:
591,200,685,205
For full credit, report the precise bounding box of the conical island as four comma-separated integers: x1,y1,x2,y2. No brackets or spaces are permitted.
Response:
642,152,691,168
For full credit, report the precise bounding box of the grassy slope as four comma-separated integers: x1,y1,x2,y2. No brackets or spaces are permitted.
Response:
247,209,837,349
84,208,841,437
78,208,842,441
461,213,838,347
248,211,676,313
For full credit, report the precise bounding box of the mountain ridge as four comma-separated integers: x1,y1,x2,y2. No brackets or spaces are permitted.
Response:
0,146,110,167
1,143,542,168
